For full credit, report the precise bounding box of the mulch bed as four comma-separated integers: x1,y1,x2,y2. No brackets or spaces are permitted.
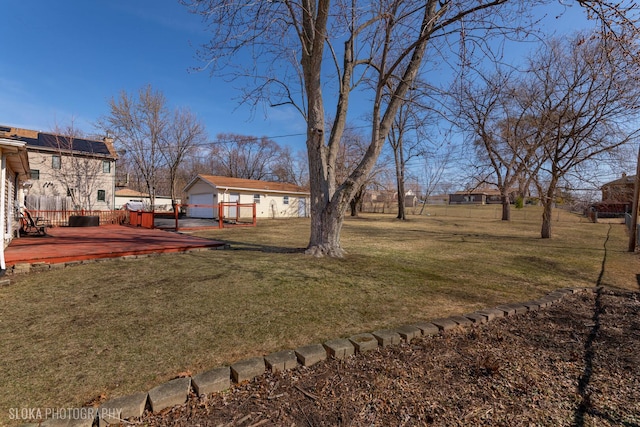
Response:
137,288,640,426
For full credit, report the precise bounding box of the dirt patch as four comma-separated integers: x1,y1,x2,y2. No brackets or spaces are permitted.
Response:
137,288,640,426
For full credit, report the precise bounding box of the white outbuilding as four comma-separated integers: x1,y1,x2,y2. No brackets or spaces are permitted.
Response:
183,175,310,219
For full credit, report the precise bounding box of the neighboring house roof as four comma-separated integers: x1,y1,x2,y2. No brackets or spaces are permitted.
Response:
452,190,489,195
0,125,117,158
115,188,174,200
185,174,310,195
451,187,510,196
602,174,635,187
0,138,30,178
115,188,148,198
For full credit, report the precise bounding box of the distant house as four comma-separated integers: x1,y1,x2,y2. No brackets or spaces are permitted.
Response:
361,189,417,213
588,174,635,219
364,190,396,204
0,126,117,211
601,173,635,204
115,188,177,211
184,175,310,219
449,191,487,205
425,194,448,205
448,188,511,205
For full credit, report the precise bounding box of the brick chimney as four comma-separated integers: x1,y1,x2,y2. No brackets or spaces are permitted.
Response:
102,136,117,158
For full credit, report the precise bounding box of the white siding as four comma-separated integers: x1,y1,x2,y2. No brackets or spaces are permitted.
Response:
185,178,310,219
186,180,218,218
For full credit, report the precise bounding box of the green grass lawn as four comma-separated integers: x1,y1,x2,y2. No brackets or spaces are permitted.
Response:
0,205,637,425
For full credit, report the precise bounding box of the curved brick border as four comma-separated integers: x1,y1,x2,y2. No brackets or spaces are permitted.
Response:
17,286,593,427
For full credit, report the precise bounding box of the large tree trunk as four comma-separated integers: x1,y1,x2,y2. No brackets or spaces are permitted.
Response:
397,181,406,220
303,0,438,257
394,147,406,220
350,185,364,217
540,180,557,239
541,201,553,239
501,194,511,221
391,123,407,221
306,201,347,257
349,199,358,217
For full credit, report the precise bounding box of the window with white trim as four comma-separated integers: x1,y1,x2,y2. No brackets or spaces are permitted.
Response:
52,155,61,170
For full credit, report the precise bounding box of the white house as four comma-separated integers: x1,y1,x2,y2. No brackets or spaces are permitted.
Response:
0,132,31,274
184,175,310,219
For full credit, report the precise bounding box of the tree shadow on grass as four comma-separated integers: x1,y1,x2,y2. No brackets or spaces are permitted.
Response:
218,239,307,253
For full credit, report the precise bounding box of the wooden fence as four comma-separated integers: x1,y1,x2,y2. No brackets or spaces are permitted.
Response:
29,209,129,227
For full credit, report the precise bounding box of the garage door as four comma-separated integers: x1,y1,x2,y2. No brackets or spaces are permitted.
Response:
189,193,215,218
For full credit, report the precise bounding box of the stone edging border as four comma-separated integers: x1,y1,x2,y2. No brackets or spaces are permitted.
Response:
17,286,593,427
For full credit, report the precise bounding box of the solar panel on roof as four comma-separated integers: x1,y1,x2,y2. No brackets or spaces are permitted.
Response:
33,133,111,155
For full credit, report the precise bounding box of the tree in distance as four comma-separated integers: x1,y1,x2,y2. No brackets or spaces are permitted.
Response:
183,0,640,254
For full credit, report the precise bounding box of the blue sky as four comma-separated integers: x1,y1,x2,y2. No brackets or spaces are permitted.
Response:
1,1,595,161
0,1,307,148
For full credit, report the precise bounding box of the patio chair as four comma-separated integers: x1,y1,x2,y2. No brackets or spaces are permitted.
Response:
20,210,51,236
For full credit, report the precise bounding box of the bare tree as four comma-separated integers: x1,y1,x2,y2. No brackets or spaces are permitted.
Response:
334,127,384,217
184,0,639,256
524,33,640,238
454,70,542,221
49,122,105,210
160,107,207,207
388,97,432,220
209,134,284,180
101,85,167,210
418,144,452,213
271,146,310,186
101,85,206,210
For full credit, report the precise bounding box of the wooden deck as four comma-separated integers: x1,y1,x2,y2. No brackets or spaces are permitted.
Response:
4,224,226,267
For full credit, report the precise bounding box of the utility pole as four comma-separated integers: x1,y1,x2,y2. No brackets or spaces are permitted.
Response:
628,143,640,252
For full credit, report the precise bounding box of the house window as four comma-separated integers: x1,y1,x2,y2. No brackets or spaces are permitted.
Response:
102,161,111,173
283,196,289,205
97,190,106,202
253,194,260,204
52,155,61,170
30,170,40,180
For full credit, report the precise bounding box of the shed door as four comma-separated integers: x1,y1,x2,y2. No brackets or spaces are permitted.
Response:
190,193,215,218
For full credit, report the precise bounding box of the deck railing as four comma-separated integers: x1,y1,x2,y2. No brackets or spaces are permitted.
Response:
28,209,129,227
175,202,257,231
28,203,257,230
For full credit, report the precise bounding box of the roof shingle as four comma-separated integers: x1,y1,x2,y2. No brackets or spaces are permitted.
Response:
195,175,309,194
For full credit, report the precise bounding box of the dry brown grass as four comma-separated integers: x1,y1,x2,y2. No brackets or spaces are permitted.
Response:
0,205,636,426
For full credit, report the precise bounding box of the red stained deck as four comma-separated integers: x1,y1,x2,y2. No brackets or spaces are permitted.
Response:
4,225,226,267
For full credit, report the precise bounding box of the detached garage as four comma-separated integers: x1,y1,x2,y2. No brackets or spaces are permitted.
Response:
183,175,310,219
